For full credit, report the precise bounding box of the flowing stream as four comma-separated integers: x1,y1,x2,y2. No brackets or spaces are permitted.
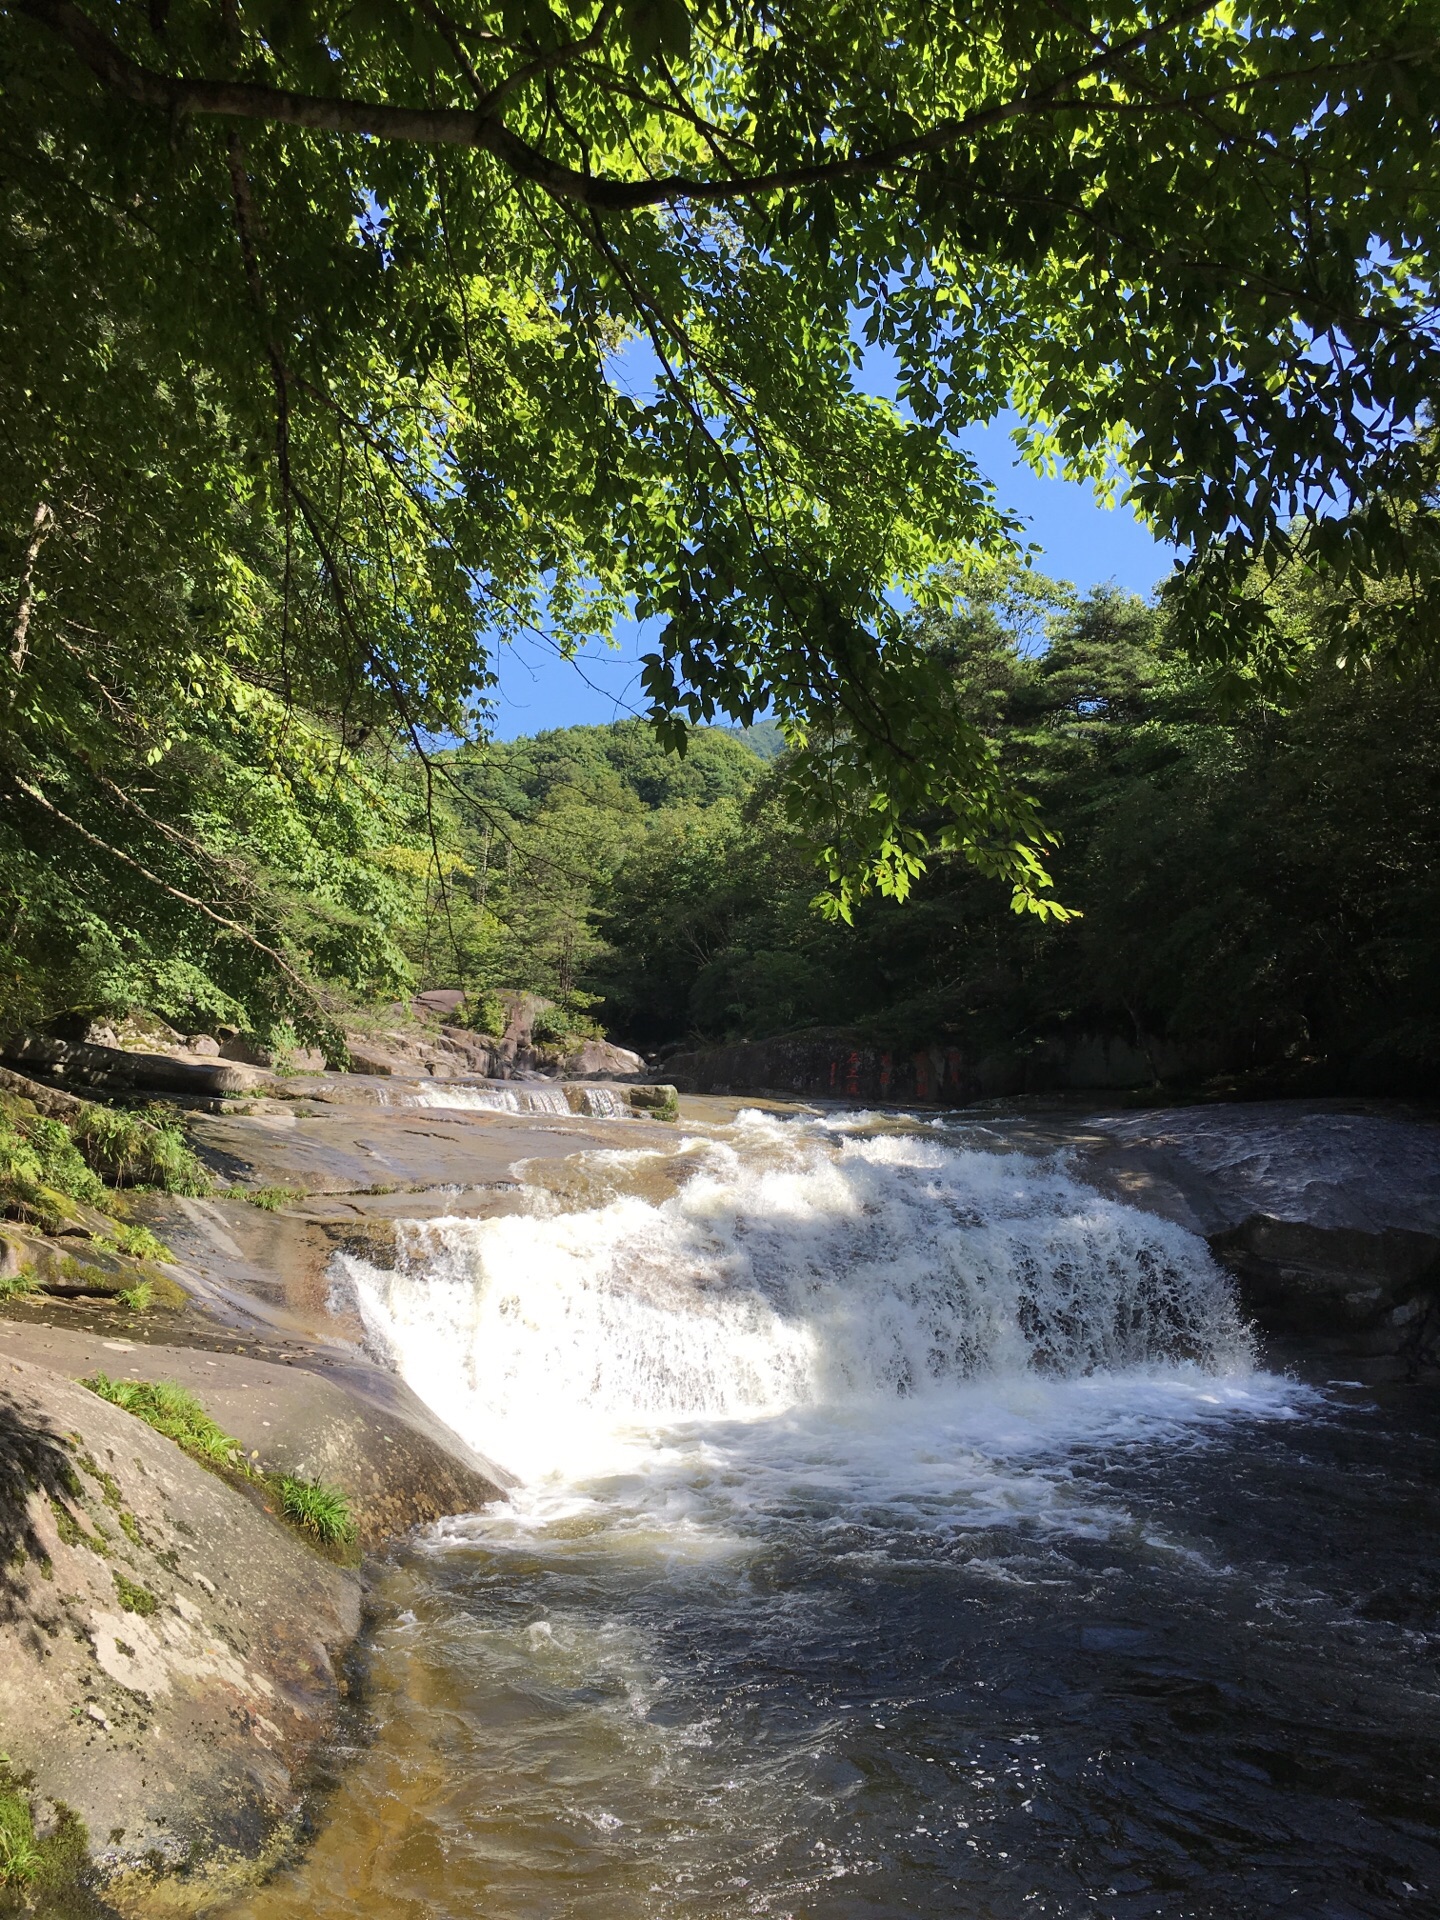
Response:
224,1109,1440,1919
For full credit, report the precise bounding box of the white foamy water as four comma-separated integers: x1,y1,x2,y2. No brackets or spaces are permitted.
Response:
395,1081,635,1118
331,1111,1293,1514
399,1082,574,1115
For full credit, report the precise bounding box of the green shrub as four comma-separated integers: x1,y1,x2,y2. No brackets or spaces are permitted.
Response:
0,1262,36,1302
82,1375,243,1471
116,1282,153,1312
458,989,509,1039
70,1106,209,1195
0,1113,106,1224
528,1008,568,1047
278,1476,357,1547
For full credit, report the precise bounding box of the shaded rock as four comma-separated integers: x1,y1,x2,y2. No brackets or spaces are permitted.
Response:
664,1030,1218,1102
4,1033,271,1098
0,1353,360,1893
412,989,466,1019
0,1062,90,1122
1072,1102,1440,1366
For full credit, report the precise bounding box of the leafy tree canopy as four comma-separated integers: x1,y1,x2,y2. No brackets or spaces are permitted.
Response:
5,0,1440,993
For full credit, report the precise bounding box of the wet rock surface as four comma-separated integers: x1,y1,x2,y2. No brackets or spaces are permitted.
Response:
0,1081,674,1903
1055,1100,1440,1368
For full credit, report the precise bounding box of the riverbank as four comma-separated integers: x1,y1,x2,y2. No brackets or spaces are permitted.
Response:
1,1077,1436,1911
0,1071,681,1913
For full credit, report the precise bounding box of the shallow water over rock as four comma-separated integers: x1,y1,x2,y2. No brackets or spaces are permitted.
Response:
220,1109,1440,1920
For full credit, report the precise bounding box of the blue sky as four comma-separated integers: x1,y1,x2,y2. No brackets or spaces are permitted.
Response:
487,353,1175,740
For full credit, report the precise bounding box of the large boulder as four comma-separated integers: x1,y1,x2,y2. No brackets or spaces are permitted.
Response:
3,1032,271,1098
556,1037,647,1079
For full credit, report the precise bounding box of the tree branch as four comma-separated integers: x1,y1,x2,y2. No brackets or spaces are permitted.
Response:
22,0,1274,213
9,500,54,677
7,772,320,999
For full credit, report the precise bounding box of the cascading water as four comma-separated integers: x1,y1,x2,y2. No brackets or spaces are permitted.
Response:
230,1109,1440,1920
331,1112,1254,1481
399,1082,575,1115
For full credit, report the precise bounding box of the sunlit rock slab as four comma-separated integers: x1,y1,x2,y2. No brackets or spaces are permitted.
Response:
0,1352,359,1892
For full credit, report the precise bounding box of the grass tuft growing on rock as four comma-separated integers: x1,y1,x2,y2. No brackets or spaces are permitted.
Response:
0,1782,41,1891
81,1376,243,1471
229,1185,307,1212
0,1261,36,1302
278,1477,357,1547
82,1375,359,1561
0,1761,89,1899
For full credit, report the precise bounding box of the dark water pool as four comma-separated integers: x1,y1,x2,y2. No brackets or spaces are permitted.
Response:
223,1374,1440,1920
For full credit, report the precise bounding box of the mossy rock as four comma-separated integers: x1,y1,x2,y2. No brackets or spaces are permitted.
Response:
0,1231,186,1310
0,1770,90,1914
629,1084,680,1122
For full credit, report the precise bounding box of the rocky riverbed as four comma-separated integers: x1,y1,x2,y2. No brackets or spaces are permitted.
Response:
1,1069,1436,1913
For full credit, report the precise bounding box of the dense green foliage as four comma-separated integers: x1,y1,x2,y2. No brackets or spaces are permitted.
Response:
437,571,1438,1093
0,1089,207,1232
7,1,1440,1027
416,721,763,1004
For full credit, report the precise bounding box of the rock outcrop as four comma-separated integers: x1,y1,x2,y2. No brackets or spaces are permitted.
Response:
3,1032,275,1099
0,1353,360,1901
1068,1103,1440,1368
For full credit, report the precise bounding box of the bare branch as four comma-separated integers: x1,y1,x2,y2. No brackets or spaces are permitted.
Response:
8,772,320,1000
9,500,54,677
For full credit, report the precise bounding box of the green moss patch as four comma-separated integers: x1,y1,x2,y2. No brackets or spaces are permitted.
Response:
112,1572,157,1617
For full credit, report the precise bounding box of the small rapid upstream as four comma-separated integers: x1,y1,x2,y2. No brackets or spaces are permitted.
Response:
224,1109,1440,1920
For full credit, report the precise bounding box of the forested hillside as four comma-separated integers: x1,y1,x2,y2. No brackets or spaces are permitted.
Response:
424,567,1439,1097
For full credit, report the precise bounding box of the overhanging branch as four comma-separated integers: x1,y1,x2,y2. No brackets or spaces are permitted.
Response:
24,0,1238,211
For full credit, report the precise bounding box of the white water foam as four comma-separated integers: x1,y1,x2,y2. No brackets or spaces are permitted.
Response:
331,1111,1286,1508
401,1083,574,1115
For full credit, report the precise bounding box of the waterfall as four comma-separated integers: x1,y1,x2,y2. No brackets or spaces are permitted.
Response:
401,1083,574,1115
575,1085,630,1118
331,1113,1255,1482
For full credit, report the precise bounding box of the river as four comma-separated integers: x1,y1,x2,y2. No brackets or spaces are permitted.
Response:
220,1107,1440,1919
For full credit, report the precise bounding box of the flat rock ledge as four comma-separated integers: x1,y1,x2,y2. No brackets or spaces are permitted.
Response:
1058,1102,1440,1372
